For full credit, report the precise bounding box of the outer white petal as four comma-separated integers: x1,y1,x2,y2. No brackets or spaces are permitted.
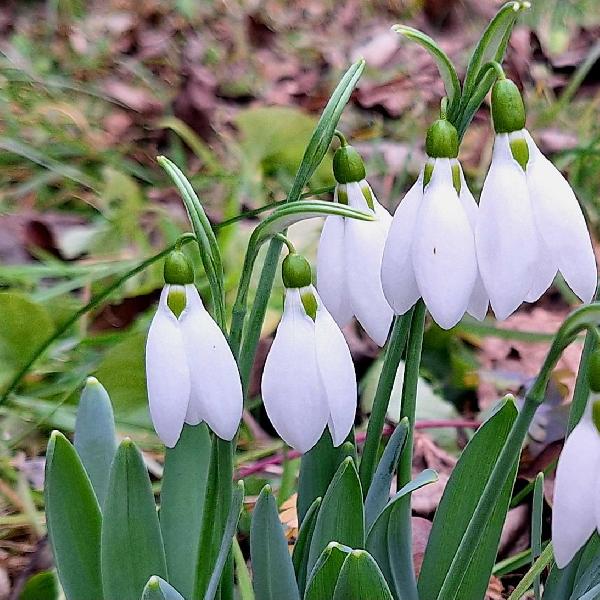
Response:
552,416,600,568
524,130,597,303
317,210,353,327
179,285,242,440
261,289,328,453
412,159,477,329
313,289,357,446
381,173,423,315
476,134,538,320
344,182,394,346
457,166,489,320
145,286,190,447
525,227,557,303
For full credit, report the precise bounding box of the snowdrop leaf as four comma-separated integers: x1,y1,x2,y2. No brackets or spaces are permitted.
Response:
297,430,354,524
307,457,365,574
159,424,211,598
250,485,300,600
567,534,600,599
292,497,321,596
366,469,438,596
19,571,58,600
74,377,117,509
204,480,245,600
332,550,394,600
418,397,518,600
392,26,460,116
45,432,103,600
101,440,167,600
305,543,352,600
141,576,185,600
364,419,409,531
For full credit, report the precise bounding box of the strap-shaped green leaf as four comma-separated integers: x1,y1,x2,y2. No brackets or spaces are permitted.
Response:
304,543,351,600
101,439,167,600
292,496,321,596
417,398,518,600
568,534,600,599
307,457,365,574
142,577,185,600
160,424,211,599
250,485,300,600
392,25,461,117
366,470,438,598
45,431,103,600
204,480,245,600
297,430,352,524
364,419,409,531
74,377,117,508
332,550,393,600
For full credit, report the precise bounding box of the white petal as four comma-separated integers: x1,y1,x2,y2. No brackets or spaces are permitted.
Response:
525,227,557,303
524,130,597,303
344,182,394,346
381,174,423,315
261,289,328,453
313,290,357,446
412,159,477,329
145,286,190,447
317,212,353,327
457,166,489,320
476,134,538,320
179,285,242,441
552,417,600,568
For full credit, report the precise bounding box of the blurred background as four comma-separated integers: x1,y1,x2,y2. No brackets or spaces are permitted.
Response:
1,0,600,597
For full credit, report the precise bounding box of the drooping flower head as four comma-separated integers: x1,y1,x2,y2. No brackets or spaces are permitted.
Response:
145,249,243,447
552,350,600,567
381,119,486,329
317,134,393,346
476,78,597,320
262,251,357,453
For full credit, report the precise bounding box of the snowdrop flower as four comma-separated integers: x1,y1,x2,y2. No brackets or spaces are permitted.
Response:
552,364,600,568
262,251,357,453
381,119,485,329
317,136,393,346
476,78,597,320
145,250,243,447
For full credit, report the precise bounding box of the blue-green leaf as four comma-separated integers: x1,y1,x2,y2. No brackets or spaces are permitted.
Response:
292,497,321,596
366,469,438,598
332,550,393,600
141,577,185,600
101,439,167,600
45,431,103,600
204,480,245,600
307,457,365,574
250,485,300,600
304,543,351,600
418,398,518,600
364,419,409,531
160,424,211,598
74,377,117,507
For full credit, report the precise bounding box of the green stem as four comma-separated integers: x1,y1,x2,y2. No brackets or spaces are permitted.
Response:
0,233,196,406
394,300,426,600
359,310,414,494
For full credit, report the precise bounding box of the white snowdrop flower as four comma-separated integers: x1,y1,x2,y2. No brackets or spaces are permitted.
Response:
381,119,481,329
145,251,243,447
317,139,393,346
476,78,597,320
262,252,357,453
552,397,600,568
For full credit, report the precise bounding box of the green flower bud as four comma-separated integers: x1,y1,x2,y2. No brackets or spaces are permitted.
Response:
333,145,366,184
164,250,194,285
425,120,459,159
588,350,600,393
593,400,600,435
491,79,526,134
282,253,312,289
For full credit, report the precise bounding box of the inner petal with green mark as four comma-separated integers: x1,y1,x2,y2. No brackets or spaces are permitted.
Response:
167,286,187,319
592,400,600,435
301,289,317,321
